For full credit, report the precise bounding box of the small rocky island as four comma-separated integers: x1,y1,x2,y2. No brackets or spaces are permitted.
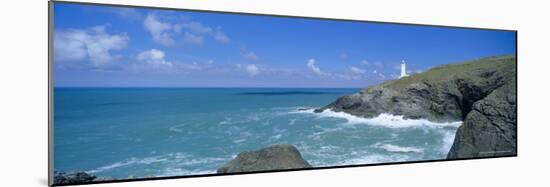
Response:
217,144,312,173
316,55,517,159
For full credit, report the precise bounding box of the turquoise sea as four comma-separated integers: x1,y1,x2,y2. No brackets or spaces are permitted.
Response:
54,88,460,179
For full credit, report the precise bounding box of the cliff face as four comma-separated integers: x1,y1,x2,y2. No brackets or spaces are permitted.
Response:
447,81,517,158
217,144,312,173
316,56,516,159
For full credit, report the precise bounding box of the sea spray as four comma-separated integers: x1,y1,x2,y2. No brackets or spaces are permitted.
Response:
292,108,462,128
289,107,460,166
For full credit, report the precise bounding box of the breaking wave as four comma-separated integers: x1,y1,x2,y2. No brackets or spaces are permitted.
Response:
373,143,424,153
87,156,167,173
293,108,462,128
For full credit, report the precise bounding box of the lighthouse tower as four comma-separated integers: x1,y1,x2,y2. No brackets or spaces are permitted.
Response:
399,60,408,78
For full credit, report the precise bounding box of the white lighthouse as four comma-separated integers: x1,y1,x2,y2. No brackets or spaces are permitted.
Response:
399,60,409,78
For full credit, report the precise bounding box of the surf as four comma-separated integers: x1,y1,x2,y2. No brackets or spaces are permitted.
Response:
293,108,462,129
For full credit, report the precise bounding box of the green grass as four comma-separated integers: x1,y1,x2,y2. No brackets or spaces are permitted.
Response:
375,55,516,89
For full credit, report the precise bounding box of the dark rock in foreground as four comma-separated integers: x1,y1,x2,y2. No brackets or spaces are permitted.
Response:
317,55,517,159
447,81,517,158
54,171,97,185
217,144,312,174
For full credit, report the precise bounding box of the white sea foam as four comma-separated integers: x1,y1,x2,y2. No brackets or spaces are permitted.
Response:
268,134,282,141
88,156,167,173
88,152,229,176
247,114,261,122
288,119,297,125
440,130,457,155
173,157,228,166
158,168,215,177
288,108,316,114
294,108,462,128
168,124,185,132
219,117,232,125
336,153,413,166
308,126,345,140
233,138,246,144
298,142,416,167
291,107,461,167
373,143,424,153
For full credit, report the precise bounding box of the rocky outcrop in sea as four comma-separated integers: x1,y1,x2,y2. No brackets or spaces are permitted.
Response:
316,55,517,159
217,144,312,173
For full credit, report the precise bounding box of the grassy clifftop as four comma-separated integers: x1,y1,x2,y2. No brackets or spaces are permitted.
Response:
375,55,516,90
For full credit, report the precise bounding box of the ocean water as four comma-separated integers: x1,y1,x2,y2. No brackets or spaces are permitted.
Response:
54,88,460,179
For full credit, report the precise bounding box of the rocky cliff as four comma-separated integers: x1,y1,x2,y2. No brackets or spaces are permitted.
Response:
447,81,517,158
217,144,312,173
316,55,517,159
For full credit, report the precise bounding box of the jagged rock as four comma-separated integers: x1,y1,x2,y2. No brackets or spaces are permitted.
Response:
447,82,517,158
217,144,312,173
53,171,97,185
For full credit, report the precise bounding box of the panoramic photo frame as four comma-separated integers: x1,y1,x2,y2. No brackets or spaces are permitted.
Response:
49,1,517,186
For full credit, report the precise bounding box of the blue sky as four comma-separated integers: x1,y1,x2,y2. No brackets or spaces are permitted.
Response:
53,3,516,88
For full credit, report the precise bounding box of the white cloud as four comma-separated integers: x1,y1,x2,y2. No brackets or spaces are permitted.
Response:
144,14,230,46
136,49,173,67
113,8,142,21
374,62,384,68
183,32,204,45
340,53,348,59
214,27,230,43
235,63,261,76
144,14,175,46
241,50,259,61
134,49,214,72
307,59,327,76
245,64,260,76
54,25,129,66
335,74,362,80
372,70,386,79
179,21,212,34
350,66,366,74
360,60,370,66
173,24,183,33
180,62,205,70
